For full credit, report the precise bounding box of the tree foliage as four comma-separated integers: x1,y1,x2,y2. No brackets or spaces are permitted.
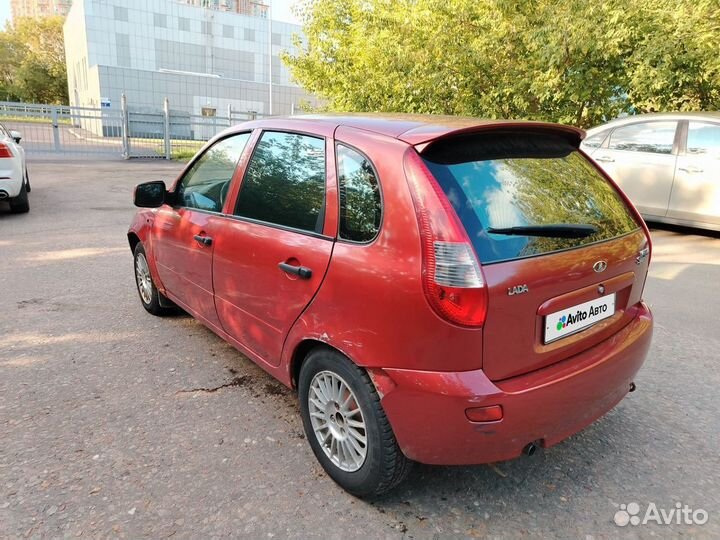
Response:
0,17,68,104
284,0,720,127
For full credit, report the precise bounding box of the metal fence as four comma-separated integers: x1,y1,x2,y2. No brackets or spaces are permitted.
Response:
0,96,271,160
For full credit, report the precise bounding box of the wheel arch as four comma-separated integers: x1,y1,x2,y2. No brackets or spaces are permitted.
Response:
289,338,329,389
127,232,141,254
287,337,394,399
127,228,167,296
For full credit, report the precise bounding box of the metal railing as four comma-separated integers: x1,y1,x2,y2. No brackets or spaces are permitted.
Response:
0,96,273,160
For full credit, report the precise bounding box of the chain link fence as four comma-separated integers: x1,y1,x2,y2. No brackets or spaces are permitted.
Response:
0,95,272,160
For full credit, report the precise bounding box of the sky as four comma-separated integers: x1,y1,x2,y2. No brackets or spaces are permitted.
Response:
0,0,301,27
272,0,302,25
0,0,10,28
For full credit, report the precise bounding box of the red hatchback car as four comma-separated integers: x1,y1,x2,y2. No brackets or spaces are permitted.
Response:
128,115,653,497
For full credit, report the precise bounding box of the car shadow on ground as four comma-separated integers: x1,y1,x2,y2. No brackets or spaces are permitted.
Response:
0,202,21,216
647,222,720,239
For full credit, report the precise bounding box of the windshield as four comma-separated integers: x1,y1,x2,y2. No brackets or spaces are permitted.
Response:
422,132,640,264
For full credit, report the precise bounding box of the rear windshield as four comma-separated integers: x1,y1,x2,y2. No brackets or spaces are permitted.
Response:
422,132,640,264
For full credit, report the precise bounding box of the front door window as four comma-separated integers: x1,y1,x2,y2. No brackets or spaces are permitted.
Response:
176,133,251,213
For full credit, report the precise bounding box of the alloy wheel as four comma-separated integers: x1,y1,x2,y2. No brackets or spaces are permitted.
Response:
308,370,368,472
135,253,153,305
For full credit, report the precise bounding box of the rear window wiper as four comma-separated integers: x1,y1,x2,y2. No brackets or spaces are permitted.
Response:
486,224,598,239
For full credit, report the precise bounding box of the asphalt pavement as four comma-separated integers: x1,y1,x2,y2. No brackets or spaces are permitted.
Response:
1,159,718,538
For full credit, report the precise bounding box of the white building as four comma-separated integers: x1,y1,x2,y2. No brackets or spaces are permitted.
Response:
64,0,314,123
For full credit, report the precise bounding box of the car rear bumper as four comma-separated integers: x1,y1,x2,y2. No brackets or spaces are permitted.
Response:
0,160,24,199
375,301,652,465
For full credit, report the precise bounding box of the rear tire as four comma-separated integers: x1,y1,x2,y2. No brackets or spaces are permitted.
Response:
133,243,174,316
24,169,31,193
9,181,29,214
298,347,412,498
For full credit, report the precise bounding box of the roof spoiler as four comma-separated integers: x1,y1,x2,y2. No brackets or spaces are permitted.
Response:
406,122,585,154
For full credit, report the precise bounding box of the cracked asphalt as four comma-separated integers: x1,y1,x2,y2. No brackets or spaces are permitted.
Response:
1,159,719,539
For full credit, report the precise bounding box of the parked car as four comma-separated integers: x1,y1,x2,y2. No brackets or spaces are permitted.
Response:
0,123,30,213
581,112,720,231
128,115,653,497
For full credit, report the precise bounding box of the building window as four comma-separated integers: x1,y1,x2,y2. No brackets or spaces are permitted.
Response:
272,32,281,46
154,13,167,28
201,21,212,35
113,6,128,22
116,33,131,68
223,25,234,39
244,28,255,42
201,107,217,117
178,17,190,32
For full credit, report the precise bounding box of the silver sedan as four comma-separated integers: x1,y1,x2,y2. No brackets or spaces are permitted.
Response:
581,112,720,231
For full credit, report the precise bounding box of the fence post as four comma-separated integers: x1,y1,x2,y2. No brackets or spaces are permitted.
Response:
163,97,171,160
121,93,130,159
51,106,61,152
227,104,232,127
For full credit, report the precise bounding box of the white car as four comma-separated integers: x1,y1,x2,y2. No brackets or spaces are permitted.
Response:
0,123,30,213
581,112,720,231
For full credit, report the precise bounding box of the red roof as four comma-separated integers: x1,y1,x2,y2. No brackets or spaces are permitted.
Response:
232,114,585,147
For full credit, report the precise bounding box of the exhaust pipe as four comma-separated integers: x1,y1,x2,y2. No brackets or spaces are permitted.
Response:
0,190,8,200
523,442,538,457
629,382,637,393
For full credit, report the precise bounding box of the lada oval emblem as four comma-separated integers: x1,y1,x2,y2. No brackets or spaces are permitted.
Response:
593,260,608,273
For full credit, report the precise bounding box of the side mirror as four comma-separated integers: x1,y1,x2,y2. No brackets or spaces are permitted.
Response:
10,130,21,144
134,180,167,208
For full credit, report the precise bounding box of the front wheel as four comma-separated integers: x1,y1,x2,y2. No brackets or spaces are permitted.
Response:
298,347,412,498
133,243,173,316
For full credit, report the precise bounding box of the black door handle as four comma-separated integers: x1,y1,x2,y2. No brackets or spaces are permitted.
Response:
278,262,312,279
193,234,212,246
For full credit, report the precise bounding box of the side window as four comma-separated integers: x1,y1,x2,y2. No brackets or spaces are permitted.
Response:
687,122,720,156
583,130,609,149
608,121,677,154
337,144,382,242
235,131,326,233
176,133,250,212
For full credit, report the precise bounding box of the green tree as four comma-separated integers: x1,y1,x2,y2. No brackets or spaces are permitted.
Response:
0,29,21,101
285,0,720,127
0,17,68,104
627,0,720,112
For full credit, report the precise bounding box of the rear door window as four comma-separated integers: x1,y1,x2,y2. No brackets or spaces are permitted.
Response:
608,121,677,154
234,131,326,233
686,122,720,156
337,144,382,242
422,132,640,264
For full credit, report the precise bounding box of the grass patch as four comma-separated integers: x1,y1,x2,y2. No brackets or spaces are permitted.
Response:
0,115,72,125
154,140,205,161
170,148,199,161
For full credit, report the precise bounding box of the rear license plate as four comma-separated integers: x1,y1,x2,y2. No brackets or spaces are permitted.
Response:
544,293,616,344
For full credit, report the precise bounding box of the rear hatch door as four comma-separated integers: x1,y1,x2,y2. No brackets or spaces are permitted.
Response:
421,129,650,381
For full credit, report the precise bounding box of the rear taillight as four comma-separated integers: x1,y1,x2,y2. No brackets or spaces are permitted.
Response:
403,149,488,327
0,143,14,158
